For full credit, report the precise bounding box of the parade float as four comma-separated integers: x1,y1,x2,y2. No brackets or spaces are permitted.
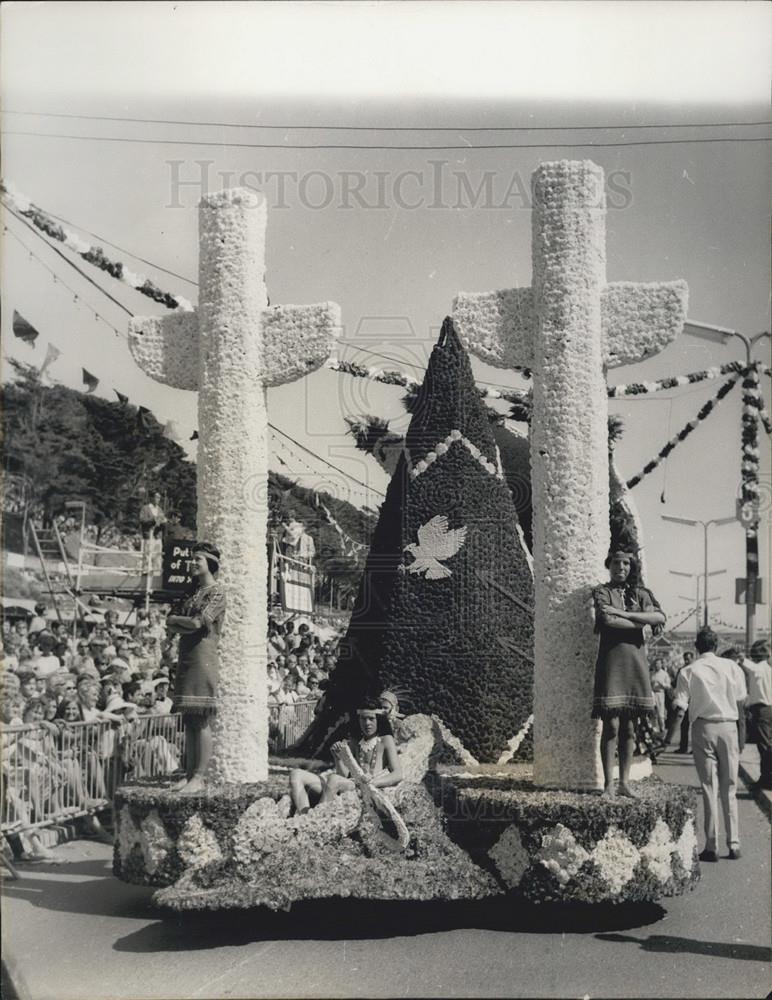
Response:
115,161,700,910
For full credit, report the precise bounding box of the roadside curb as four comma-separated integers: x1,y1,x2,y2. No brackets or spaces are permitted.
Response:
739,761,772,821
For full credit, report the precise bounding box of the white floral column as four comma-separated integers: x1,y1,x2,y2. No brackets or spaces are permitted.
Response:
129,189,340,783
530,162,609,789
453,160,688,790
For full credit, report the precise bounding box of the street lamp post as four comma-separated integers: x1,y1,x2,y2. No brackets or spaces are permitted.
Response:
671,568,727,634
663,515,735,627
682,322,771,648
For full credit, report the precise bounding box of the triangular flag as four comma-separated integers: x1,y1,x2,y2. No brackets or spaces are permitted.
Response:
136,406,153,432
39,343,61,374
190,430,199,441
12,310,39,345
82,368,99,393
299,317,535,763
114,390,129,405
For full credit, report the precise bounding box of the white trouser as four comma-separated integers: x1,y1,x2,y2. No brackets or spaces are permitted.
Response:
691,719,740,852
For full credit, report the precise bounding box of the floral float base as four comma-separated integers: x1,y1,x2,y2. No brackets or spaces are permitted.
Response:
114,763,697,910
436,765,699,904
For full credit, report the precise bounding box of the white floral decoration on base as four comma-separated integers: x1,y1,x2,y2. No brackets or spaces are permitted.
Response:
675,814,698,872
117,805,141,864
177,813,224,869
140,810,173,875
489,824,531,889
536,823,591,885
591,825,640,896
641,818,675,884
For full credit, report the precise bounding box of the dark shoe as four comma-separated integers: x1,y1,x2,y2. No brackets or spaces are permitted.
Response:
728,848,742,860
699,849,718,863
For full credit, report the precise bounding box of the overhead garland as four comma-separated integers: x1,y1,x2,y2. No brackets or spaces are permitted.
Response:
325,357,531,408
328,355,755,406
1,181,194,313
625,374,740,488
607,361,745,397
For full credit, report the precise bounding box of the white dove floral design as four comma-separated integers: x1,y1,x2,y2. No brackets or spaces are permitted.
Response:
403,514,468,579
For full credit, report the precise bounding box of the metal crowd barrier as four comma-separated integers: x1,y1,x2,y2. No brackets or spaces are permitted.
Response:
1,714,185,838
1,701,321,838
269,698,318,751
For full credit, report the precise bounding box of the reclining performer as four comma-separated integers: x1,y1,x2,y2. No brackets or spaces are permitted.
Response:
290,698,403,814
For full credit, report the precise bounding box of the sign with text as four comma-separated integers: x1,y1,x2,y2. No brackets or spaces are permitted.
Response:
735,577,765,606
163,540,198,592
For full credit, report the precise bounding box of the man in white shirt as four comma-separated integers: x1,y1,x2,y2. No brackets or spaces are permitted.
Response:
665,627,747,862
741,640,772,791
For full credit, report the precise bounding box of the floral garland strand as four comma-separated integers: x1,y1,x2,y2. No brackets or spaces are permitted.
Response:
325,357,531,407
1,182,194,312
608,361,744,398
626,374,740,489
739,364,762,524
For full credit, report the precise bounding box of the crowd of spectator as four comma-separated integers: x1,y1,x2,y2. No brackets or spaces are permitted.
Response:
0,603,348,856
0,604,180,859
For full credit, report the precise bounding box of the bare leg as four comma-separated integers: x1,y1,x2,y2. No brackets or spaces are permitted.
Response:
617,718,637,797
319,773,355,804
172,716,198,789
290,768,323,814
180,716,212,794
600,717,620,795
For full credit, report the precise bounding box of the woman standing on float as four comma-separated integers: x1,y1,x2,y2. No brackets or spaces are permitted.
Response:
166,542,226,794
592,549,666,797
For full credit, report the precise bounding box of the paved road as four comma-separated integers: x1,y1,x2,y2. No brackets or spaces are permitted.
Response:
3,756,769,1000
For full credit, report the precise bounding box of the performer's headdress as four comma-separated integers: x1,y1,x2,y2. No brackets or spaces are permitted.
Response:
193,541,221,574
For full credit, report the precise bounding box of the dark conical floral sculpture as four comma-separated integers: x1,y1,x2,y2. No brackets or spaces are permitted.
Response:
307,319,534,762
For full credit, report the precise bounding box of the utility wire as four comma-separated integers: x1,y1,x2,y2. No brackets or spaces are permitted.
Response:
43,207,197,286
3,130,771,151
4,108,771,132
268,422,386,498
3,224,126,338
4,212,386,498
2,201,134,316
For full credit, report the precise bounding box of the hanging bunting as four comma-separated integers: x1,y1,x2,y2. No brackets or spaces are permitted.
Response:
190,430,199,441
82,368,99,393
12,309,39,345
1,181,194,312
39,342,61,374
114,389,129,405
626,374,740,489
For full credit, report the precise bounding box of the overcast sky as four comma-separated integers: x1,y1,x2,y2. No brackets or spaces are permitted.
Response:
1,2,770,630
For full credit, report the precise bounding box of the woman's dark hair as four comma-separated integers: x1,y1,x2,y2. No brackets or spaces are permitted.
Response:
54,698,83,721
193,542,221,577
351,697,394,738
123,680,142,700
